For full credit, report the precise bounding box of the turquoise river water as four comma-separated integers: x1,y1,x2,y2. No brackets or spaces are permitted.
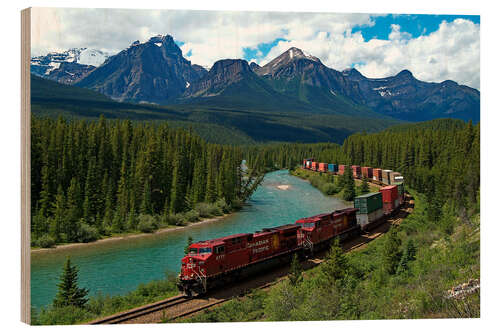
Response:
31,170,350,310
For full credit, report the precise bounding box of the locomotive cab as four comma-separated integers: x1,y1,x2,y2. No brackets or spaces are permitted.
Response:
179,241,225,296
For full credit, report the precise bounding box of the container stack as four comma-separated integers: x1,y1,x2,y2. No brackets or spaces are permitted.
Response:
380,185,399,213
306,160,312,169
361,166,373,179
311,162,318,171
382,170,393,184
318,163,328,172
354,192,384,228
338,165,346,175
373,168,382,182
390,172,404,184
394,182,405,204
328,163,338,173
351,165,362,178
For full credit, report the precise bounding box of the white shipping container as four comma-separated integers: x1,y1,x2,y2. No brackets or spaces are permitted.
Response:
356,208,384,228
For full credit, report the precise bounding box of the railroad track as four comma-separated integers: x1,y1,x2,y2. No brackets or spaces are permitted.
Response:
88,295,190,324
89,194,414,325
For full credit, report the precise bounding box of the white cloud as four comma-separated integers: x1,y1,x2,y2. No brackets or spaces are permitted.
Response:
30,8,479,89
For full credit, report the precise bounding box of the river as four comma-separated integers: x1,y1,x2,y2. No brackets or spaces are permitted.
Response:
30,170,350,310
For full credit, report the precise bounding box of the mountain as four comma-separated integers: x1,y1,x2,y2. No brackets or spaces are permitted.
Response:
253,47,373,116
182,58,321,112
32,35,479,122
341,68,480,122
30,48,110,84
76,35,207,104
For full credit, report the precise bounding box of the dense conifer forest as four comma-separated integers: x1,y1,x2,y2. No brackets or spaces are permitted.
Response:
246,118,480,219
30,115,263,247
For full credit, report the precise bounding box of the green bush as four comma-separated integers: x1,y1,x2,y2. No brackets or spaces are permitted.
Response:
76,222,100,243
184,210,200,223
34,305,93,325
321,183,338,195
165,213,186,226
216,198,230,214
137,214,158,233
195,203,213,218
36,234,56,248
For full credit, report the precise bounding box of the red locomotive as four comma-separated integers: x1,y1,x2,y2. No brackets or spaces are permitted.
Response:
178,224,301,295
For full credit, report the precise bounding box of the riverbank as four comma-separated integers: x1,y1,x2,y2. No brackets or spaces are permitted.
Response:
290,168,378,201
31,213,232,254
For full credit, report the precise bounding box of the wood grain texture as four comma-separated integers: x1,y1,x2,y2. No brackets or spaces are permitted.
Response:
21,7,31,325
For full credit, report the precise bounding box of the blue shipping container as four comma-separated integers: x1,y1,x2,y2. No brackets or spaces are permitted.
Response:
328,164,338,172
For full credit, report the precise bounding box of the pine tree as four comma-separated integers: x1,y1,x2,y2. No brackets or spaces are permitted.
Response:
53,258,89,308
382,227,402,275
342,166,356,201
360,177,370,194
288,253,303,286
321,239,348,283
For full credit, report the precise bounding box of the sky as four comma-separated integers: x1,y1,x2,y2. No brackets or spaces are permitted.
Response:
31,8,480,89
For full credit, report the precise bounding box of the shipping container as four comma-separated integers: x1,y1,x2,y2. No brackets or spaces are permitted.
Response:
356,208,385,228
379,185,398,203
361,166,373,179
382,169,392,184
338,165,346,175
383,201,395,214
351,165,362,178
394,183,404,196
311,162,318,170
373,168,383,181
328,164,338,172
354,192,383,214
318,163,328,172
390,172,402,184
306,161,312,168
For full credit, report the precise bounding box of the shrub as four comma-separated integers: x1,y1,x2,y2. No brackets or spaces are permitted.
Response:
76,222,100,243
184,210,200,223
165,214,186,226
195,203,213,218
216,198,230,213
34,305,93,325
37,234,56,248
321,183,338,195
137,214,158,233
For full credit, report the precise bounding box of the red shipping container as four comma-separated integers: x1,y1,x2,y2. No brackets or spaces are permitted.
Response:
311,162,318,170
351,165,361,178
319,163,328,172
379,185,398,203
373,168,382,181
338,164,346,175
361,166,373,179
383,201,395,214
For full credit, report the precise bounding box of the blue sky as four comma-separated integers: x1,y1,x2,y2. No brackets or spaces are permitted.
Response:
239,14,480,67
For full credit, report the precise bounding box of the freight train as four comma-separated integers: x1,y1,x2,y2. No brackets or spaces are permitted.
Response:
177,159,405,296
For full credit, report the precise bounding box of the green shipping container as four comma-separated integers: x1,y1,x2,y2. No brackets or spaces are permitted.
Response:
394,182,404,196
354,192,383,214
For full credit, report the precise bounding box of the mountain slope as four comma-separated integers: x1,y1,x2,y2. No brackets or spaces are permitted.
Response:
76,35,207,104
254,47,374,116
342,68,480,122
31,75,401,144
181,59,318,112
